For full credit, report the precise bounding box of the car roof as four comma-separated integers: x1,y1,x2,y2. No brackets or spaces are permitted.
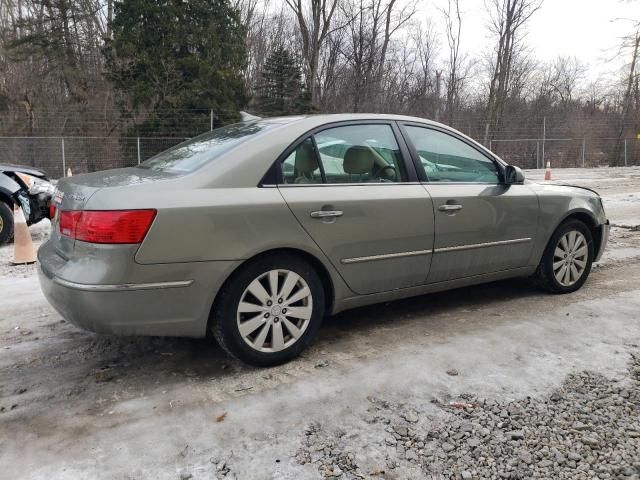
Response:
262,113,444,128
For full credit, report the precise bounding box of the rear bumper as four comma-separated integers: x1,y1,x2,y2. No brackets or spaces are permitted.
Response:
594,220,610,263
37,240,240,337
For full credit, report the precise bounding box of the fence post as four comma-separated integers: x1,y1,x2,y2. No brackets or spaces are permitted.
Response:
542,116,546,167
624,138,628,167
489,139,492,152
582,137,586,167
137,137,141,165
61,137,66,178
210,109,214,131
536,141,540,169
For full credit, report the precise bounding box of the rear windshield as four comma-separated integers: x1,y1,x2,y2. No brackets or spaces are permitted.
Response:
139,121,274,173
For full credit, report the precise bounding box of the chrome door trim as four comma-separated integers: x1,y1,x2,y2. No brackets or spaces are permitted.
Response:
438,204,463,212
310,210,344,218
52,276,194,292
341,249,433,264
434,237,532,253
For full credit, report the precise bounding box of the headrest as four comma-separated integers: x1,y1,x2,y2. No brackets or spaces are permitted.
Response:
343,146,374,174
295,142,319,173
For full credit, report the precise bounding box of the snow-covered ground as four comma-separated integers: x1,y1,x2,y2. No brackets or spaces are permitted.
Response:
1,168,639,480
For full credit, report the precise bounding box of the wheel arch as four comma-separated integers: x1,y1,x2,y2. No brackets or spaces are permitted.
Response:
555,209,603,257
207,247,336,333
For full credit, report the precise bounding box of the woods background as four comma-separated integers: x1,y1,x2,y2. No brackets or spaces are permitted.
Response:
0,0,639,176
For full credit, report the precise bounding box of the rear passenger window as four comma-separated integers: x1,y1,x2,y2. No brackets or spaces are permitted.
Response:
314,124,406,183
279,124,407,185
282,138,322,184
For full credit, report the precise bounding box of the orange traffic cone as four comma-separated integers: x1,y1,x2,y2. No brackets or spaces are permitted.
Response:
66,167,73,177
11,205,37,265
544,161,552,181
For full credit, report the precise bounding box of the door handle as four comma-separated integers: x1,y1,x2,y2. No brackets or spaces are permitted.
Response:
438,204,463,212
310,210,343,219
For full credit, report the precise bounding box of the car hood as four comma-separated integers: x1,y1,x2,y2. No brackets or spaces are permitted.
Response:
0,163,48,179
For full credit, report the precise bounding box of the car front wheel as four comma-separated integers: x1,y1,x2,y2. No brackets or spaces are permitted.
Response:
211,253,325,367
534,219,594,293
0,201,14,245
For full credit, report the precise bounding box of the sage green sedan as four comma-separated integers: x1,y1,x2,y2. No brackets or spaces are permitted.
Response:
38,114,610,366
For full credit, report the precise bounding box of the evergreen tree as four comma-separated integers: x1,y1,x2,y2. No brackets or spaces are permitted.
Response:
106,0,247,136
255,47,312,116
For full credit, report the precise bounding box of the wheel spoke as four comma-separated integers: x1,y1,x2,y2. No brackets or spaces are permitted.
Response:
553,259,565,271
574,258,586,268
238,301,265,313
574,246,588,258
252,322,270,350
560,236,569,252
563,265,571,284
568,231,576,250
239,314,266,337
285,286,310,305
572,235,584,252
570,264,580,282
554,247,565,258
247,278,271,305
556,265,567,284
268,270,279,298
284,305,312,320
278,271,300,300
271,321,285,350
283,317,303,339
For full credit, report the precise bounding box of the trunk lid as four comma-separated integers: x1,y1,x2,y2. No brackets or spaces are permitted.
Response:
50,167,175,256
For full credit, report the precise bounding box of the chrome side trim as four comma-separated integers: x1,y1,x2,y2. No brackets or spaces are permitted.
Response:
434,237,532,253
341,249,432,264
52,277,194,292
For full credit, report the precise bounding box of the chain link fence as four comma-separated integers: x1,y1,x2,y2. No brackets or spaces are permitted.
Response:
491,137,640,169
1,133,639,179
0,136,188,178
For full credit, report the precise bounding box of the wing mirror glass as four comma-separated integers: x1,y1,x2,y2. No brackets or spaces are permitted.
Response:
505,165,525,185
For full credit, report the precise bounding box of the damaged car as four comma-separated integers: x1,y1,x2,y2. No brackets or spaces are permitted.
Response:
0,164,55,244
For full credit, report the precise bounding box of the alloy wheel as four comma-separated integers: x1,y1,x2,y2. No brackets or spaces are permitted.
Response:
553,230,588,287
236,269,313,353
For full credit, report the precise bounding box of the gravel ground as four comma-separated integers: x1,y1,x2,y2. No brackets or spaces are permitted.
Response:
1,167,639,480
295,354,640,479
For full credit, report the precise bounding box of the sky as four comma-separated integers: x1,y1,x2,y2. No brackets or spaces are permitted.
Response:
433,0,640,81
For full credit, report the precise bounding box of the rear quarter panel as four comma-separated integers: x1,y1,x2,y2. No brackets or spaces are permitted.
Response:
85,184,354,300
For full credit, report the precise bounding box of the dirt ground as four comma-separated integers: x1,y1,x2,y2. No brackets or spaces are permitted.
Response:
1,167,639,480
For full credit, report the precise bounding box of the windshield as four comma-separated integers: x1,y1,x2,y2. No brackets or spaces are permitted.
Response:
140,121,273,172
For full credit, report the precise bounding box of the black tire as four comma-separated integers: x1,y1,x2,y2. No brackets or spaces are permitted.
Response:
533,219,594,294
210,253,325,367
0,201,14,245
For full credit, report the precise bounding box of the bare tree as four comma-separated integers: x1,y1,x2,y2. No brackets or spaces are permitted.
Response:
284,0,341,104
483,0,542,144
440,0,464,125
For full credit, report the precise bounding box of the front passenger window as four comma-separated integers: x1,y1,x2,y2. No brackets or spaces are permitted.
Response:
404,126,499,183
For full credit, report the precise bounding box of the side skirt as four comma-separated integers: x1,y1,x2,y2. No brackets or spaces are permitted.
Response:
332,266,537,314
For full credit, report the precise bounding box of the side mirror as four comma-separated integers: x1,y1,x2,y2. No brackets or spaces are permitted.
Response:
505,165,525,185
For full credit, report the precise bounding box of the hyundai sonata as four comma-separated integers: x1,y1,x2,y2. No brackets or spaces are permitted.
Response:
38,114,609,366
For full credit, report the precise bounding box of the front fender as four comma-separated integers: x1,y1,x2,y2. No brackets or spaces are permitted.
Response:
528,183,606,267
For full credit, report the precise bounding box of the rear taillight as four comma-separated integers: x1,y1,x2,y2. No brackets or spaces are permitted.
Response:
49,203,56,219
58,210,156,244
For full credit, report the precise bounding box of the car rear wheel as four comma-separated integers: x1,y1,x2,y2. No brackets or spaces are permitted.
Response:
0,201,14,245
210,253,325,367
534,219,594,293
